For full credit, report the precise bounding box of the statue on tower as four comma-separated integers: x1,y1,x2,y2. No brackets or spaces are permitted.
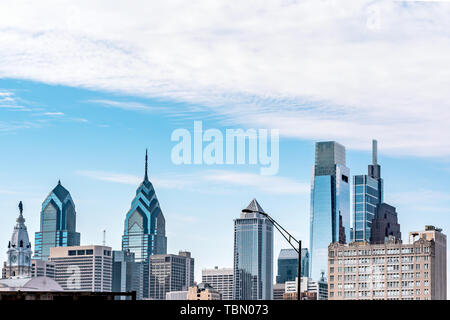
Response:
1,201,33,279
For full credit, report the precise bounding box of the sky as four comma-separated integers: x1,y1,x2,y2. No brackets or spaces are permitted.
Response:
1,0,450,291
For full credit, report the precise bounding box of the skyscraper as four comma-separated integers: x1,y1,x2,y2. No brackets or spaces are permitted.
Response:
122,150,167,262
112,250,140,299
370,203,401,244
351,140,384,242
121,150,167,299
2,202,33,279
34,181,80,261
309,141,350,281
233,199,273,300
275,248,309,284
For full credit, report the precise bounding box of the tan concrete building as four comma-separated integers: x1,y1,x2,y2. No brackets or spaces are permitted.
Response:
49,245,112,292
328,226,446,300
187,283,221,300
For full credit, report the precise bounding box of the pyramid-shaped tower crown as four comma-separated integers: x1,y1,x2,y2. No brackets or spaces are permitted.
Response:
242,198,266,214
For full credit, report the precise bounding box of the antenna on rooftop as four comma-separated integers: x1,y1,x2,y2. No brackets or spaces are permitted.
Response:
102,229,106,246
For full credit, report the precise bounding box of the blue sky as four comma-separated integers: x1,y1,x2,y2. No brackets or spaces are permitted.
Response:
1,78,450,285
1,0,450,291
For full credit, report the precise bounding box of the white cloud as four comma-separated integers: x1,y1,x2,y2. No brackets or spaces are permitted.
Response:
77,169,308,195
77,170,141,185
1,1,450,156
42,112,64,116
203,170,310,195
386,189,450,213
87,99,166,113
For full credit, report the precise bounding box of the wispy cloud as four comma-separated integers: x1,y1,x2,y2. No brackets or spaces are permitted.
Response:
87,99,166,113
42,112,64,116
77,170,141,185
76,169,308,195
1,1,450,156
387,189,450,214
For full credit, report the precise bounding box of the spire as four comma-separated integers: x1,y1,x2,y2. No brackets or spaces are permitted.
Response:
144,149,149,181
372,139,378,165
58,179,61,185
368,139,381,179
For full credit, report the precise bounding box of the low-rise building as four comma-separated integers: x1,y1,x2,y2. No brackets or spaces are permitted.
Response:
284,276,328,300
187,283,221,300
166,291,188,300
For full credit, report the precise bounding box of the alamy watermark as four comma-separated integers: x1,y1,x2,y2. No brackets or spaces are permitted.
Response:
171,121,279,175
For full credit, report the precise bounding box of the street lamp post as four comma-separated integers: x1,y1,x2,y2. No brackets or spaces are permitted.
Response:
259,212,302,301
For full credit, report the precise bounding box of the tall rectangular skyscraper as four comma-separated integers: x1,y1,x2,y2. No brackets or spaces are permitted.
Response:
309,141,350,281
351,140,384,242
233,199,273,300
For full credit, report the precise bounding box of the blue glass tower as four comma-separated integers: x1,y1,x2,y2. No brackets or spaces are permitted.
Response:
122,150,167,262
351,140,383,242
275,248,309,284
233,199,273,300
34,181,80,261
309,141,350,281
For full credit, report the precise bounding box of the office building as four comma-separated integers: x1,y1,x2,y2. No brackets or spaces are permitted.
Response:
202,267,233,300
187,283,221,300
112,250,140,299
284,276,328,300
148,251,194,300
34,181,81,261
328,226,447,300
276,248,309,284
273,283,285,300
122,150,167,262
49,245,113,292
121,151,167,299
2,202,32,279
31,259,55,279
310,141,350,281
352,140,384,243
370,203,401,244
233,199,273,300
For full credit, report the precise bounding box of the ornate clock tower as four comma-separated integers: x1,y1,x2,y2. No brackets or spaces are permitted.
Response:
2,201,33,278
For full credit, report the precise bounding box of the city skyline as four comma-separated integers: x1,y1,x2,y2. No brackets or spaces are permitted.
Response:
1,1,450,297
1,137,448,291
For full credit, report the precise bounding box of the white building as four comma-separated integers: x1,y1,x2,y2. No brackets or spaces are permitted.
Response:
49,245,113,292
285,276,328,300
166,291,188,300
202,267,233,300
2,202,33,279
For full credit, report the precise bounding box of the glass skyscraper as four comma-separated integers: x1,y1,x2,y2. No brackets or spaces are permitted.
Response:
34,181,80,261
122,150,167,261
351,140,383,242
233,199,273,300
275,248,309,284
121,150,167,299
309,141,350,281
